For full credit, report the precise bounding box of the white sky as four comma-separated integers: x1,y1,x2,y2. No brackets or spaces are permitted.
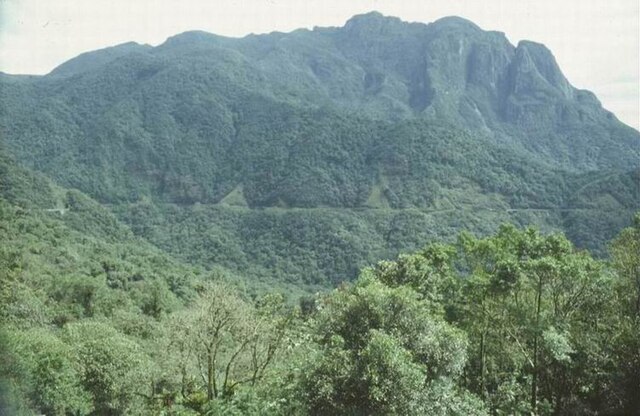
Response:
0,0,638,130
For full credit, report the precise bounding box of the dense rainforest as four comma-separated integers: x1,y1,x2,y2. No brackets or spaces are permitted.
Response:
0,150,638,415
1,11,639,415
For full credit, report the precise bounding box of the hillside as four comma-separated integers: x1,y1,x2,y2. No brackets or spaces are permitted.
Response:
2,148,638,415
0,12,638,285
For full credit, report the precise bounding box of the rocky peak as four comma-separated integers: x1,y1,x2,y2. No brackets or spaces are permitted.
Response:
342,11,404,32
428,16,482,34
510,40,573,99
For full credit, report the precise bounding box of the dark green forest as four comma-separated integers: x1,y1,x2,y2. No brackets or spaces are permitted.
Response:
1,152,638,414
1,11,639,415
1,14,638,289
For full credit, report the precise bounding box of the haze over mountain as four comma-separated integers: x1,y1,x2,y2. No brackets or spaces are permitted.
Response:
1,11,638,285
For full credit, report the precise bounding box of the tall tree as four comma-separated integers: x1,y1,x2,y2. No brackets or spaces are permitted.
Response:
166,283,288,404
299,273,486,415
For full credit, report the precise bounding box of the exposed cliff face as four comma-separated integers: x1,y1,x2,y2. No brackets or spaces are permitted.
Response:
36,11,628,147
314,13,636,156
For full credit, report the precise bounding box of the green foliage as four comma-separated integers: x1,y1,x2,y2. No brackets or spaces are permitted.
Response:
607,214,640,413
111,199,637,289
451,225,624,414
297,275,483,415
0,153,202,414
4,328,91,415
610,213,640,317
374,242,457,308
2,174,638,415
63,321,153,415
1,14,638,274
1,13,639,413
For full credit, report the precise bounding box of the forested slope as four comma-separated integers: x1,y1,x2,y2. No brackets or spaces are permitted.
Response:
2,14,638,286
1,12,637,205
2,146,638,414
2,10,639,415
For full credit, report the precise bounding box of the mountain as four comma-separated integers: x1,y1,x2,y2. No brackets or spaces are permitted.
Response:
0,12,638,285
2,12,639,416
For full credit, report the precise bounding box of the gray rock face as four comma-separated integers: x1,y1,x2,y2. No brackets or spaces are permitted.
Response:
323,14,636,155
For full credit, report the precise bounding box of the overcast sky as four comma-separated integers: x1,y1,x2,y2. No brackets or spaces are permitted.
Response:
0,0,638,130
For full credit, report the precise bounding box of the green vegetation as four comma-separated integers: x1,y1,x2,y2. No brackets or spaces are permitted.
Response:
1,13,637,290
1,11,639,415
2,161,638,413
1,14,637,288
110,193,638,287
1,144,638,414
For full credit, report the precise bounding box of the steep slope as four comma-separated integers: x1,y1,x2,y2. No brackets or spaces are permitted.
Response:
0,12,637,285
0,148,306,304
1,12,637,206
0,148,201,304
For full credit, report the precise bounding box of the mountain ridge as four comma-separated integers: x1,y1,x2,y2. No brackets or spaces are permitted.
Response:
0,12,637,283
9,12,634,129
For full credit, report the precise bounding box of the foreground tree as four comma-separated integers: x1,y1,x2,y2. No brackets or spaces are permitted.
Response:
455,225,619,414
4,328,91,415
165,283,289,411
611,213,640,318
63,321,152,415
298,273,486,415
608,214,640,413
